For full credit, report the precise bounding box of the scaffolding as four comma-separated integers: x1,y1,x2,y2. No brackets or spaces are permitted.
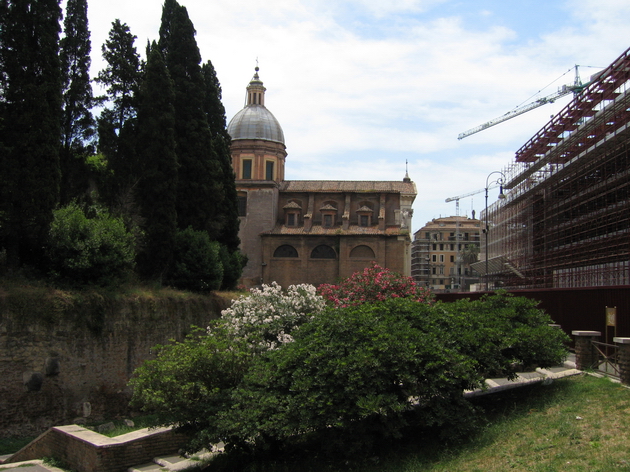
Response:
483,46,630,289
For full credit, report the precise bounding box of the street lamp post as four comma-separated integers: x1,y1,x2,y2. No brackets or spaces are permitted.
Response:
484,171,506,291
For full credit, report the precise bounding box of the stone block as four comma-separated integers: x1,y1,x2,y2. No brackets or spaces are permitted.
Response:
23,372,43,392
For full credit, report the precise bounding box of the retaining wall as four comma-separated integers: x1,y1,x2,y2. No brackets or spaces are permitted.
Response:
0,290,228,437
4,425,188,472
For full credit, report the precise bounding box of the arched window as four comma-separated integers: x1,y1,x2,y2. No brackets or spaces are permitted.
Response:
350,245,375,258
273,244,298,258
310,245,336,259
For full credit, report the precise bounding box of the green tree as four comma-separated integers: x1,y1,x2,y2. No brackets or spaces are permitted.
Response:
202,60,240,252
0,0,62,269
96,19,141,132
95,19,142,214
159,1,223,237
135,44,178,280
59,0,95,204
157,0,178,59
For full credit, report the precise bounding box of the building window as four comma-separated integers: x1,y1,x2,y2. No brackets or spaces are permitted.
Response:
237,193,247,217
357,204,373,227
439,255,444,263
450,255,455,263
320,202,338,227
273,245,298,258
242,159,252,179
311,245,336,259
432,255,437,262
283,200,302,227
266,161,274,181
432,244,437,250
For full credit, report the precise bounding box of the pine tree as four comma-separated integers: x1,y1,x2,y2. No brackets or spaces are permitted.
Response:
135,44,178,279
59,0,95,204
160,2,223,236
0,0,62,269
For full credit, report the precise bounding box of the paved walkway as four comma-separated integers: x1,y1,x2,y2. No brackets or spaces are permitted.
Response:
0,461,65,472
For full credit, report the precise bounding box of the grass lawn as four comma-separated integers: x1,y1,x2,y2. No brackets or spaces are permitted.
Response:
379,374,630,472
208,374,630,472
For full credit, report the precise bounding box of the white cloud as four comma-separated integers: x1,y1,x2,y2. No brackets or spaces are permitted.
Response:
77,0,630,232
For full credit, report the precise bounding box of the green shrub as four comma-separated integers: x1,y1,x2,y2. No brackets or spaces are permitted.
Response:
130,290,569,456
129,327,251,452
46,203,135,286
219,300,482,453
166,227,223,292
426,291,570,379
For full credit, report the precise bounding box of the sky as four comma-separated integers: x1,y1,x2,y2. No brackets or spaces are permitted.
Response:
76,0,630,233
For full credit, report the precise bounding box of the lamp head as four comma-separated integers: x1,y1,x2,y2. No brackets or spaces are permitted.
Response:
498,185,506,199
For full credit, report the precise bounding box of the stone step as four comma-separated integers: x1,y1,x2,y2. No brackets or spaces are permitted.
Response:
128,448,222,472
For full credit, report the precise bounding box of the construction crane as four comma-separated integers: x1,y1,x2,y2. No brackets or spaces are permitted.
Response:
458,66,586,140
445,185,499,215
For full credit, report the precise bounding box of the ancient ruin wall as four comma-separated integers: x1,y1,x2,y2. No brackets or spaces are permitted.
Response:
0,288,227,437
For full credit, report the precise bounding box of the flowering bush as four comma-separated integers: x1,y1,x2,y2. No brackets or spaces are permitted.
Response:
217,282,326,351
318,262,432,307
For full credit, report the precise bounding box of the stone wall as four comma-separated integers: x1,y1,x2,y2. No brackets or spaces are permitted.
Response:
0,289,228,438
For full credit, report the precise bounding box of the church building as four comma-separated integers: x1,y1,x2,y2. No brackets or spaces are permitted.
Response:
227,67,416,288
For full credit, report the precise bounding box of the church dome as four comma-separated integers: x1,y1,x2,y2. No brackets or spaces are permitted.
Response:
228,106,285,144
227,67,285,145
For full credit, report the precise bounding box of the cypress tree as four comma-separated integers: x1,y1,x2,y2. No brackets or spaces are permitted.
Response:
157,0,177,59
95,20,142,213
59,0,95,204
96,19,141,132
135,44,178,279
0,0,62,269
202,60,240,252
160,3,223,236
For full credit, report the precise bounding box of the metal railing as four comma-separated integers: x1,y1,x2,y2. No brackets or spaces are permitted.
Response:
592,340,620,377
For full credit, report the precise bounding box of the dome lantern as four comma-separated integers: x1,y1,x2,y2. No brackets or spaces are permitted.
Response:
227,66,285,145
